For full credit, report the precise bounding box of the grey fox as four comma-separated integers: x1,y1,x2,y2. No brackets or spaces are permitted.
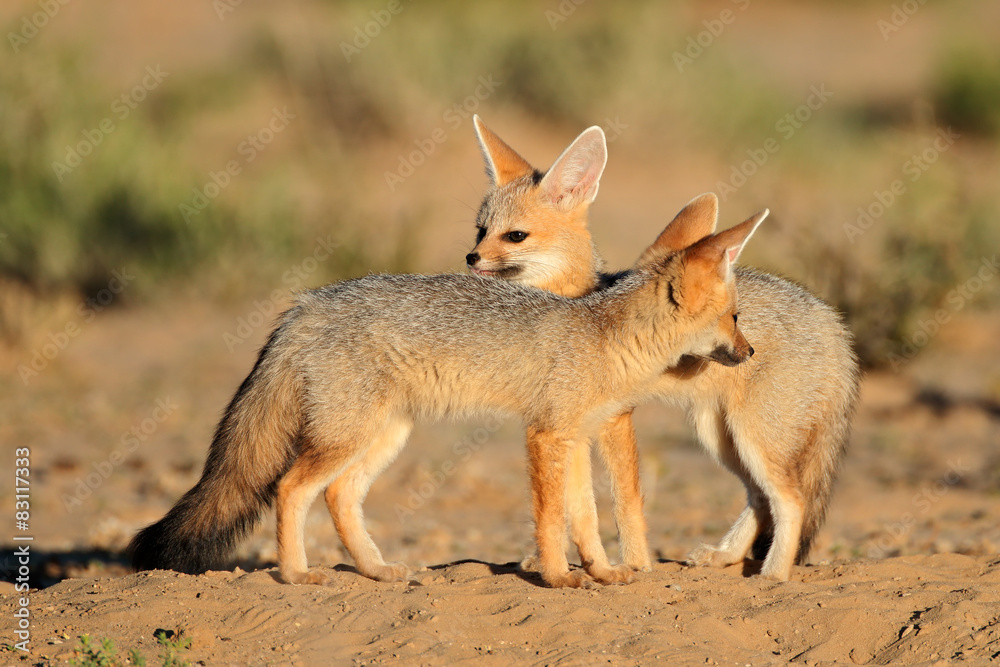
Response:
128,209,764,588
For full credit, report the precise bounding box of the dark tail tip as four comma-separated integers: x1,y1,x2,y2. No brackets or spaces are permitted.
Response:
127,517,217,574
127,522,164,572
126,494,242,575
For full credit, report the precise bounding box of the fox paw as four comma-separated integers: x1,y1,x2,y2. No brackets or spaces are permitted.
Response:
543,569,597,589
587,563,635,586
283,569,330,586
623,555,653,573
757,563,791,582
686,544,736,568
519,554,540,573
366,561,412,583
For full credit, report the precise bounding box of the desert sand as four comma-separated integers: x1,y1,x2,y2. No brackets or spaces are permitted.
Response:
5,553,1000,665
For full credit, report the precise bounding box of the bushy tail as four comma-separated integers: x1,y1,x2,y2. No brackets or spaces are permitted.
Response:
795,344,861,564
128,319,302,574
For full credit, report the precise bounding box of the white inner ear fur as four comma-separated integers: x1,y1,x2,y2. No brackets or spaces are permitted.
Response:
723,208,769,274
473,116,499,184
541,126,607,209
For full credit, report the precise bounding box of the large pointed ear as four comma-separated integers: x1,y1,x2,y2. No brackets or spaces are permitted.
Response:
686,208,768,282
636,193,719,267
539,125,607,210
473,115,535,187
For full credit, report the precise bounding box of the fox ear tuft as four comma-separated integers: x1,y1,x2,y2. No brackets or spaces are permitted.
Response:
718,208,768,274
686,208,768,282
473,115,535,187
636,193,719,268
539,126,607,210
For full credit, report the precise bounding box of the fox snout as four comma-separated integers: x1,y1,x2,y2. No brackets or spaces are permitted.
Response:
709,342,754,367
465,250,524,279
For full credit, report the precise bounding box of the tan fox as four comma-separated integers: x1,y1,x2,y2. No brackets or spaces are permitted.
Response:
469,116,860,581
128,205,764,588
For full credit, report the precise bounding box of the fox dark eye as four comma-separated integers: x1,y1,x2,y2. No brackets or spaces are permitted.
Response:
476,227,486,243
733,313,739,324
505,231,528,243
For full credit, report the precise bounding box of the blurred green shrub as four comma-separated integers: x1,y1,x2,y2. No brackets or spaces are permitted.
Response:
0,54,217,296
0,45,370,317
802,175,999,368
933,48,1000,136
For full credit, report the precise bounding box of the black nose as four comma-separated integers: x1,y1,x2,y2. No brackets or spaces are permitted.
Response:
466,252,480,266
747,346,755,357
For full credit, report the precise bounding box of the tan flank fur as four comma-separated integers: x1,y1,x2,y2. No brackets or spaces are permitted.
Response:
469,116,860,581
128,200,764,588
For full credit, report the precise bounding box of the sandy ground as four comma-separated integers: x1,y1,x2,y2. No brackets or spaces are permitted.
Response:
5,555,1000,666
1,294,999,665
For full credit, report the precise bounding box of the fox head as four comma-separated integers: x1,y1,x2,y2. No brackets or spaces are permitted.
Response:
466,115,607,298
636,193,767,367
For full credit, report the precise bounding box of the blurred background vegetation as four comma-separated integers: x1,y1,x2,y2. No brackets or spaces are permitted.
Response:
0,0,998,368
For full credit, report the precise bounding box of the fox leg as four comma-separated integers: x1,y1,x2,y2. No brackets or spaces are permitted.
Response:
757,481,804,581
526,427,594,588
565,441,634,585
277,442,356,585
596,410,651,572
705,446,774,567
696,404,802,581
689,485,769,568
323,417,413,583
725,415,802,580
687,406,765,568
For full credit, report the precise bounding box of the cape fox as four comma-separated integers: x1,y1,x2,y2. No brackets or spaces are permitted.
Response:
128,204,765,588
468,116,860,581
